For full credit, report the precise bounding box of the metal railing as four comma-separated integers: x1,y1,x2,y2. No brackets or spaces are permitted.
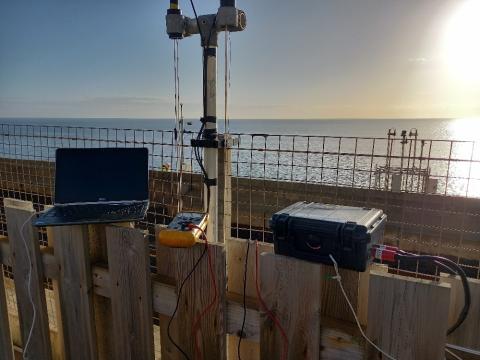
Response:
1,123,480,279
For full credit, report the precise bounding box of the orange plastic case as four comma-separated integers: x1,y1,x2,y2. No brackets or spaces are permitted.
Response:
157,212,208,248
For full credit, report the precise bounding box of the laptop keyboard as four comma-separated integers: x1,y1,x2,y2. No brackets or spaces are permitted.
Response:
54,202,148,222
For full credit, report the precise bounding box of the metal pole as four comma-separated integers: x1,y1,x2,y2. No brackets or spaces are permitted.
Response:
220,0,235,6
203,46,218,241
166,0,246,242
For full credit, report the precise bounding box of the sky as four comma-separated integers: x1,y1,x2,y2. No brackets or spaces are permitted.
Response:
0,0,479,119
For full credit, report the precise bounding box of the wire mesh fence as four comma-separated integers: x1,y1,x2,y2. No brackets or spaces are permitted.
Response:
1,123,480,279
230,131,480,279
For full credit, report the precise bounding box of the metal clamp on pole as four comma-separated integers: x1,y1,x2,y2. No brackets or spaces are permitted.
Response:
166,1,246,40
191,131,239,149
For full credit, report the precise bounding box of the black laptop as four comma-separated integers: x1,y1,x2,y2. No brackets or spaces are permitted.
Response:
34,148,149,227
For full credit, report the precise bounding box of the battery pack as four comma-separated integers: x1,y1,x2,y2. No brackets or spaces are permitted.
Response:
158,212,208,248
270,202,387,272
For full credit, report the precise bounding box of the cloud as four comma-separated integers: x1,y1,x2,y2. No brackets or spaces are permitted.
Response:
79,96,170,105
0,96,176,118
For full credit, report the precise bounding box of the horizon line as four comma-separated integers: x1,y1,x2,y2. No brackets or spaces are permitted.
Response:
0,116,474,121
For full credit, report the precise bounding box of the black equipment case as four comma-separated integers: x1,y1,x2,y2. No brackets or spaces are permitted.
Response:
270,202,387,272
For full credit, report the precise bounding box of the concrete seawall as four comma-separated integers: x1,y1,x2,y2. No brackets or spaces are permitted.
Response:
1,157,479,265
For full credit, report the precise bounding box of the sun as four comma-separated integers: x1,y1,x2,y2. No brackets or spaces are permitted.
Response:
442,0,480,82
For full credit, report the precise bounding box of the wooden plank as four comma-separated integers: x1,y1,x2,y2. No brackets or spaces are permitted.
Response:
0,236,10,265
88,221,131,360
4,199,53,359
0,265,14,360
321,265,359,323
172,242,227,360
91,266,260,342
226,238,273,360
155,225,176,280
217,146,232,244
52,225,97,360
1,238,259,342
260,253,322,360
3,277,22,354
155,225,182,360
88,224,113,360
45,206,65,360
445,345,480,360
357,263,389,326
366,271,451,360
442,273,480,351
320,327,363,360
226,293,261,341
226,238,273,298
0,240,57,279
106,225,154,360
0,235,366,358
152,277,176,316
0,235,13,360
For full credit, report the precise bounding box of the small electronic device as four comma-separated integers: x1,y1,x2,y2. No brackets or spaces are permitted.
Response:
34,148,149,227
270,202,387,272
158,212,208,248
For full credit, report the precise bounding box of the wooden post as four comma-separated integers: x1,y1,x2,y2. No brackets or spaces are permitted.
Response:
44,205,65,360
321,265,360,323
172,242,227,360
260,253,322,360
217,146,232,244
442,273,480,351
226,238,273,360
0,256,14,360
52,225,97,360
366,271,451,360
155,225,182,360
357,263,389,326
2,228,374,359
88,221,131,359
4,199,52,359
88,224,113,360
106,225,154,360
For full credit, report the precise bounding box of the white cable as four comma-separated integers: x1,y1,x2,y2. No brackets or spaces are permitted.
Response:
446,343,480,356
328,254,397,360
445,348,464,360
21,212,37,360
173,39,183,211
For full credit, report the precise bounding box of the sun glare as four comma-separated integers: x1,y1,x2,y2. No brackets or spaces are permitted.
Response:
442,0,480,82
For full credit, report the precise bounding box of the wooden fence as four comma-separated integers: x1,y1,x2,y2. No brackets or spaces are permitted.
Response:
0,198,479,360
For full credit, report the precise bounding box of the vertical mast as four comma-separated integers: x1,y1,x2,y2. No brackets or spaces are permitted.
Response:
166,0,246,242
202,39,219,241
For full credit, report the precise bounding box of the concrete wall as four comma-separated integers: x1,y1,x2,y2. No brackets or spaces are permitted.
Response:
1,157,479,266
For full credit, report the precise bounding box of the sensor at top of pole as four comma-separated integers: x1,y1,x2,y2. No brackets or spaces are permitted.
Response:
166,1,246,40
166,0,184,39
169,0,179,11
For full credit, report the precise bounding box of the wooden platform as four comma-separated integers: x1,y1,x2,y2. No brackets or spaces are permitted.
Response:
0,199,479,359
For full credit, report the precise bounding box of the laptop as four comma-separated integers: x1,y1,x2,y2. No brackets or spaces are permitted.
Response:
34,147,149,227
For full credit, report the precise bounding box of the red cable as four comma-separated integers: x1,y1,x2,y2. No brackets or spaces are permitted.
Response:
188,224,218,360
254,240,289,360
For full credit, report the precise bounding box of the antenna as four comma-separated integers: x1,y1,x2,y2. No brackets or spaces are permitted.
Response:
166,0,246,242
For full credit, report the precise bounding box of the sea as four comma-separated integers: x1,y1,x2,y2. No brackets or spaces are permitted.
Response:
1,117,480,197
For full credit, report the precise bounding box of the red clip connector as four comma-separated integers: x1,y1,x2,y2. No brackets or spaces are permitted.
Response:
371,244,398,262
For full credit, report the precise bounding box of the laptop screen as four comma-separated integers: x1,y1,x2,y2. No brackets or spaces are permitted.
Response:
55,148,149,204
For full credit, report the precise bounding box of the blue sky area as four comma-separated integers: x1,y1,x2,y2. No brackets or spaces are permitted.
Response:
1,0,479,119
